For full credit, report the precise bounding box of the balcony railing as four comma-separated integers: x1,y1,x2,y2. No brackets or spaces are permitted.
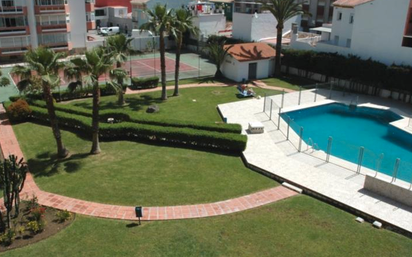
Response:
0,36,30,48
0,6,24,13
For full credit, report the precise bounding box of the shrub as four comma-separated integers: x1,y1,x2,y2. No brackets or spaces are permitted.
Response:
30,100,242,134
26,221,40,235
30,206,46,222
0,229,15,246
130,76,159,90
9,95,21,102
6,99,32,122
56,210,72,223
29,105,247,152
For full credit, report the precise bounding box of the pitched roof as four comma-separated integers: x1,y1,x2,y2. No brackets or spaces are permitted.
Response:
224,43,277,62
333,0,375,8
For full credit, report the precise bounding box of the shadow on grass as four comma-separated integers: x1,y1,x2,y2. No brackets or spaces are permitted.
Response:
28,151,90,178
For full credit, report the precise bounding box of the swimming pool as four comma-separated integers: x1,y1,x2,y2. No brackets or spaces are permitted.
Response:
282,103,412,182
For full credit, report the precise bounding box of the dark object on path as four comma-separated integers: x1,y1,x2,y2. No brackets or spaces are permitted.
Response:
146,105,160,113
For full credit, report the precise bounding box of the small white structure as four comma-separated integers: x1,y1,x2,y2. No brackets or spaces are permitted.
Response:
290,0,412,66
221,42,277,82
232,11,300,42
248,122,264,134
188,1,226,38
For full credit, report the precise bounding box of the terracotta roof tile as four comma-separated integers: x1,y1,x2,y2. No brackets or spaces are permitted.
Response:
333,0,375,8
224,43,277,62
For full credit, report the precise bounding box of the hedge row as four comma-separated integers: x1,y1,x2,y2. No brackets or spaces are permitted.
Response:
130,76,159,90
30,100,242,134
9,83,126,103
29,106,247,152
282,49,412,93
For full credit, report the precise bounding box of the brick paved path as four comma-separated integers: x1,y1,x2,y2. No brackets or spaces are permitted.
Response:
0,105,297,221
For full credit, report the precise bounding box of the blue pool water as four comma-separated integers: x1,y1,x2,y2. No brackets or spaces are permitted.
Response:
282,103,412,182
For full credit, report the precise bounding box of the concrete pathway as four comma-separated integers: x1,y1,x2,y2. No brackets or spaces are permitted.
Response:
218,89,412,233
0,106,297,221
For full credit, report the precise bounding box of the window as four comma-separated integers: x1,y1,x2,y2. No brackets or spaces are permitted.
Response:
350,14,354,24
337,12,342,20
334,36,339,45
346,38,351,47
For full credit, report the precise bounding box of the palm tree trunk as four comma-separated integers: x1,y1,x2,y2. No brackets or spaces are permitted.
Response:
43,83,69,158
159,31,167,100
275,25,283,77
90,81,101,154
116,62,126,106
173,34,182,97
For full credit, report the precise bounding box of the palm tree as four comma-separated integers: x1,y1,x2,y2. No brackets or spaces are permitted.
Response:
105,34,133,105
260,0,306,77
69,47,113,154
0,70,10,87
11,47,69,158
207,40,233,78
108,68,128,101
170,9,199,96
140,4,173,100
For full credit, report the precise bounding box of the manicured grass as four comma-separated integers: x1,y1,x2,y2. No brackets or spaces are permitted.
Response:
13,122,277,206
260,75,317,91
5,196,412,257
67,86,280,123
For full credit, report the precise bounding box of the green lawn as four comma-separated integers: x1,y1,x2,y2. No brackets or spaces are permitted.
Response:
14,122,277,206
66,86,280,123
4,196,412,257
260,75,317,91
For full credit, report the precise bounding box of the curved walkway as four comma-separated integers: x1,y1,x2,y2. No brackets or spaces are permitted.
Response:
0,106,297,221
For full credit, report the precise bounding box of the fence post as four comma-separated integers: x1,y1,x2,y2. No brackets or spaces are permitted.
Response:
269,99,273,120
375,153,384,177
314,84,318,102
298,127,303,152
391,158,401,183
286,117,291,140
298,86,302,105
281,90,285,108
263,93,267,112
328,81,333,99
277,107,282,130
326,136,333,162
356,147,365,174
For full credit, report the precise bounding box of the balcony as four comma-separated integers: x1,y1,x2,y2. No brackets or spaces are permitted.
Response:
0,26,29,36
35,0,69,14
0,35,30,56
0,6,26,14
38,23,70,33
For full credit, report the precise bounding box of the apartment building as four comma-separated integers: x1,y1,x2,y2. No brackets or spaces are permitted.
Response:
0,0,95,61
290,0,412,66
301,0,336,30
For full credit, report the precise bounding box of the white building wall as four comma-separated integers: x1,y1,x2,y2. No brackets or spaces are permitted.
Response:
193,14,226,38
68,0,87,49
232,12,300,42
330,7,354,47
222,55,274,82
291,0,412,66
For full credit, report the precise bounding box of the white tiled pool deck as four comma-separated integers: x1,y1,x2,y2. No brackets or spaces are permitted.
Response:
218,89,412,233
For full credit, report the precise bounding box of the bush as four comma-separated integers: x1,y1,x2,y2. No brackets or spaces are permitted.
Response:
130,76,159,90
26,220,46,235
55,210,72,223
9,95,21,102
6,99,32,122
30,206,46,222
0,229,15,246
30,100,242,134
29,105,247,152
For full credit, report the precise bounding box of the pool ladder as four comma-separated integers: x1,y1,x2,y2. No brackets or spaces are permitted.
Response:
349,96,359,110
306,138,320,153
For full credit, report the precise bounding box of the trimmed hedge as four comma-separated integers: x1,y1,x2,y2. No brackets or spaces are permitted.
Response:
9,83,126,103
130,76,159,90
30,100,242,134
29,105,247,152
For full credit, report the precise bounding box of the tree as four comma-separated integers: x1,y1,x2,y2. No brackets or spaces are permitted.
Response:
0,69,11,87
0,155,28,230
170,9,199,96
140,4,173,100
207,40,233,78
105,34,133,105
11,47,69,158
108,68,128,101
260,0,306,77
69,47,113,154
